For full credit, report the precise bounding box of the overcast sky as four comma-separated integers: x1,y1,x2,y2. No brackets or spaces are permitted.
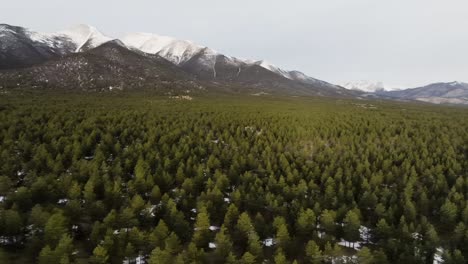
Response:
3,0,467,88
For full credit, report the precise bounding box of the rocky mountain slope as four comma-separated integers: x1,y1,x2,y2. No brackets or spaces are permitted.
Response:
0,41,200,92
0,23,354,97
381,81,468,104
0,24,113,70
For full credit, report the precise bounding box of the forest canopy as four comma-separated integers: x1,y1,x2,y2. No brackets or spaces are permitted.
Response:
0,92,467,263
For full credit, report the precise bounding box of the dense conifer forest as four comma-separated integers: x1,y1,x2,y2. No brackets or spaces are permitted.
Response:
0,92,467,263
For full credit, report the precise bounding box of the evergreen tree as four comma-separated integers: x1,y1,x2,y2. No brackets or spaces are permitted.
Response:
91,245,109,264
44,212,68,246
357,247,374,264
192,206,211,247
343,210,360,246
305,240,322,264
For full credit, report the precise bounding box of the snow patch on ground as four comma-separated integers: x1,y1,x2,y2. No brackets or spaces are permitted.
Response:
263,238,276,247
252,92,270,96
209,226,220,231
433,247,444,264
57,198,68,205
338,239,362,250
170,95,193,100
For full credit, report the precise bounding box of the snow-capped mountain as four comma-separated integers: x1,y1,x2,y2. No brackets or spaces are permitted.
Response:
0,41,198,92
56,24,112,52
340,80,385,93
1,23,341,92
120,32,340,90
3,23,468,103
0,24,68,69
0,23,354,96
121,33,207,65
24,24,112,53
383,81,468,104
0,24,113,69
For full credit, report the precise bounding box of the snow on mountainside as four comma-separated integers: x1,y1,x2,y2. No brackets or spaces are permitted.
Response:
121,32,337,88
18,24,112,53
0,24,74,69
1,23,338,91
0,23,113,70
288,71,339,89
383,81,468,104
0,23,347,95
256,60,292,79
57,24,112,52
121,33,207,65
341,80,386,92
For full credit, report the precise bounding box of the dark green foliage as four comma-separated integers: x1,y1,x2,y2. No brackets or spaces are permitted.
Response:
0,92,467,263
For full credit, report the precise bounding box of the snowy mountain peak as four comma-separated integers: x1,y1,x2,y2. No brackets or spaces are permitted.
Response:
255,60,292,79
121,31,339,86
341,80,385,93
449,81,465,86
121,33,209,65
1,23,341,93
0,24,15,33
57,24,112,52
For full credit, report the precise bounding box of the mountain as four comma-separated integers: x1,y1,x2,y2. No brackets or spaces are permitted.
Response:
0,24,113,70
56,24,112,52
0,24,70,69
0,23,353,97
382,81,468,104
0,41,200,92
121,32,349,95
340,80,386,93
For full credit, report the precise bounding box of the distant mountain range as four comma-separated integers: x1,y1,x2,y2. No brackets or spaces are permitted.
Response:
0,23,466,104
379,81,468,104
0,23,353,97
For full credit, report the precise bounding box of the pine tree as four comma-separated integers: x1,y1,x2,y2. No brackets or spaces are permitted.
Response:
305,240,322,264
148,247,171,264
357,247,374,264
192,206,211,247
274,249,289,264
296,209,316,238
440,200,458,225
44,212,68,246
91,245,109,264
343,210,360,246
276,223,291,250
38,246,55,264
247,231,262,260
320,210,336,238
373,249,389,264
240,252,256,264
375,218,391,240
149,220,170,247
165,232,182,255
214,226,233,261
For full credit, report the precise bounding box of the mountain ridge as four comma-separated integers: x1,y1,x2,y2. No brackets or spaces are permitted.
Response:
380,81,468,104
1,23,466,104
0,23,352,97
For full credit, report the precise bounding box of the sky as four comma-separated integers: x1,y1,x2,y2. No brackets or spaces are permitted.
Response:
3,0,467,88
